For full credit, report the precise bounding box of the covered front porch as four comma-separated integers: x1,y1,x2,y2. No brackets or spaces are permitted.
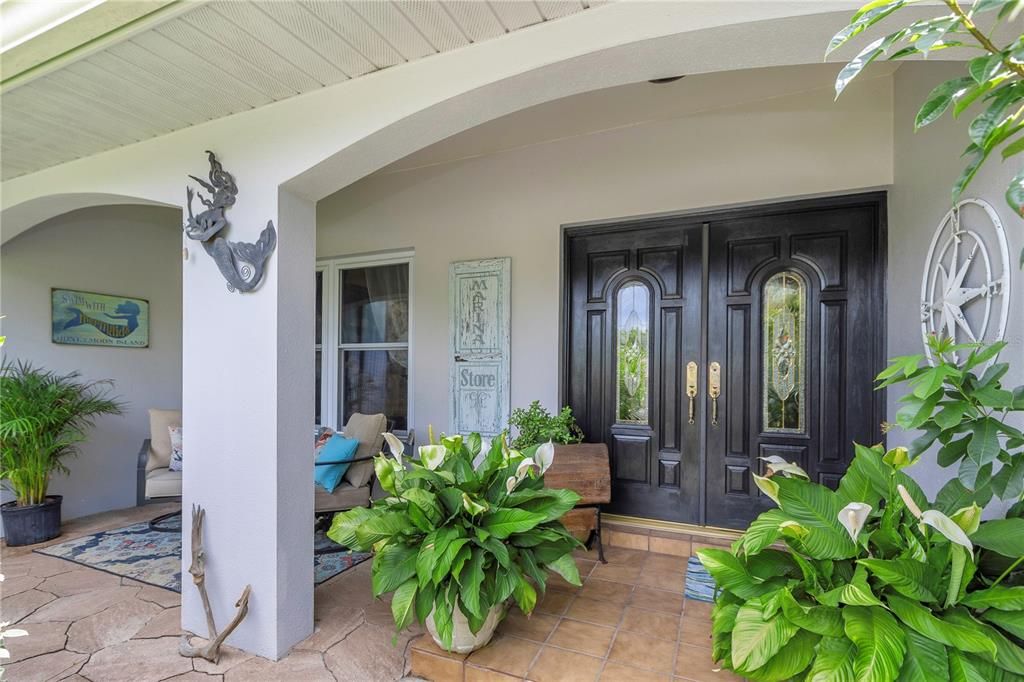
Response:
2,0,1022,679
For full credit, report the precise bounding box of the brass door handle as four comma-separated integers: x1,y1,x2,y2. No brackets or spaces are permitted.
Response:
685,361,698,424
709,362,721,427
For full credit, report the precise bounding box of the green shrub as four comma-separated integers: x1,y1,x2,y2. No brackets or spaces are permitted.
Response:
328,432,583,650
507,401,584,450
698,444,1024,681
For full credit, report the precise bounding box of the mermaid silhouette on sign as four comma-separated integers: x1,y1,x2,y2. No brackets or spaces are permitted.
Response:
63,301,141,339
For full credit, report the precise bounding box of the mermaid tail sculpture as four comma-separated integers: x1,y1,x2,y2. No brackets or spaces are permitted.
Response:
185,151,276,293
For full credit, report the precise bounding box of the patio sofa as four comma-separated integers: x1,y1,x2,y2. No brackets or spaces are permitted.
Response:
137,408,182,505
314,412,387,514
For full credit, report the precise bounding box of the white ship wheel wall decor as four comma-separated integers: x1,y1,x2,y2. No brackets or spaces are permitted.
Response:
920,197,1011,367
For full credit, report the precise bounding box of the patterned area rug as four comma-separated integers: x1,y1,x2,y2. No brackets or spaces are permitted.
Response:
684,556,717,603
36,515,370,592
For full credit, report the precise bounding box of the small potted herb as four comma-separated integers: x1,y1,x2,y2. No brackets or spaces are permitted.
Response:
0,362,123,546
507,401,584,451
328,431,583,653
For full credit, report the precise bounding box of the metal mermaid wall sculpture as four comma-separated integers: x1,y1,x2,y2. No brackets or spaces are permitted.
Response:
184,151,276,293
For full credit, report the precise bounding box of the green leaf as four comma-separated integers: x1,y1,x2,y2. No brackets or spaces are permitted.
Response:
742,629,819,682
896,391,942,430
544,553,582,587
945,608,1024,674
731,596,798,672
954,143,988,201
807,636,856,682
778,589,844,637
842,605,906,682
963,586,1024,611
898,627,948,682
415,580,436,624
1007,166,1024,221
917,77,973,128
512,574,537,614
938,437,970,468
371,543,418,597
992,459,1024,501
735,509,787,557
859,558,939,602
432,537,470,586
480,508,546,539
983,609,1024,640
838,443,889,508
326,506,376,550
431,587,454,650
887,594,998,659
948,648,993,682
828,1,907,55
355,511,412,547
934,401,969,429
391,578,418,631
819,566,885,608
698,548,776,600
973,518,1024,558
1002,134,1024,159
835,32,903,97
935,477,993,513
774,477,857,559
459,548,487,619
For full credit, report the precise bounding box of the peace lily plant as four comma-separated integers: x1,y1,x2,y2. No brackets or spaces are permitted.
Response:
327,429,583,653
699,445,1024,682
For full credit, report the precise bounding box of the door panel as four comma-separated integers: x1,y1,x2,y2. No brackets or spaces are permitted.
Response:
705,202,883,529
564,194,885,529
567,222,703,524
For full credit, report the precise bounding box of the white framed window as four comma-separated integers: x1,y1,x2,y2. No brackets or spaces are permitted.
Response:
315,251,413,435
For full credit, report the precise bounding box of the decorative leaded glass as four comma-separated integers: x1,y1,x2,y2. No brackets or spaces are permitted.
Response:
616,282,650,424
763,271,806,433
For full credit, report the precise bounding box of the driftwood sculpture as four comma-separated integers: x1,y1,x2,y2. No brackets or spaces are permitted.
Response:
180,505,252,664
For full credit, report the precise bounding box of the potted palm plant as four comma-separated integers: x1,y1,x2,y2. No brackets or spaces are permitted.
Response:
328,430,583,653
0,362,123,546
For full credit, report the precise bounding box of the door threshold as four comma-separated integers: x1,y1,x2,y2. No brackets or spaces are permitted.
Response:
602,513,743,541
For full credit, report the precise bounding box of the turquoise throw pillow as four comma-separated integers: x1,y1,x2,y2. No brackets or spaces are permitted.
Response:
315,435,359,493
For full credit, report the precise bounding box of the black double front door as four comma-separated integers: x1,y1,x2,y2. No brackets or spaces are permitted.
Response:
564,194,886,529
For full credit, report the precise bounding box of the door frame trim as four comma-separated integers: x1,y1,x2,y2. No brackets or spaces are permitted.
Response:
559,191,889,524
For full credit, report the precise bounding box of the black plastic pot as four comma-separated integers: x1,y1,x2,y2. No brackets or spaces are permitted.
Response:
1,495,62,546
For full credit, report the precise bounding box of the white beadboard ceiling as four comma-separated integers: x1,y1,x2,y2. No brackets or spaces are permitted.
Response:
1,0,598,181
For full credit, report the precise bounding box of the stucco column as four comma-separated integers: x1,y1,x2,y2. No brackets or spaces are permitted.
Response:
180,183,315,659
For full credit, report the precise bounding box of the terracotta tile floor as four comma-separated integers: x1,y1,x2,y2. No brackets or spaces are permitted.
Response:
0,503,419,681
2,505,741,682
410,545,745,682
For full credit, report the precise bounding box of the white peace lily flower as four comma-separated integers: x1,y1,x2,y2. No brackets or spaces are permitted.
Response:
382,432,405,464
897,484,924,519
506,475,518,493
515,457,538,480
535,441,555,475
838,502,872,542
920,509,974,552
759,456,808,479
418,444,447,470
951,503,983,535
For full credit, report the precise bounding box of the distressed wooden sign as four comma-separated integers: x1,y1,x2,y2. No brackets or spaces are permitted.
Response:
449,258,510,436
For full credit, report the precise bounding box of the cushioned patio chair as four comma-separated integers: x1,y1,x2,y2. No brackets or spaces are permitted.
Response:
315,412,401,515
137,408,183,505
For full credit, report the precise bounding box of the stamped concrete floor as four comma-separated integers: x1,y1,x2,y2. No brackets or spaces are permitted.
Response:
1,506,736,682
1,503,420,682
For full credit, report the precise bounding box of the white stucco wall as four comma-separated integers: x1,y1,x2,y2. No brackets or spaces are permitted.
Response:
0,204,183,527
316,65,895,438
889,62,1024,507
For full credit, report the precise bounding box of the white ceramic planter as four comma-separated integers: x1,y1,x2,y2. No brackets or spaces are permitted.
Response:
426,603,505,654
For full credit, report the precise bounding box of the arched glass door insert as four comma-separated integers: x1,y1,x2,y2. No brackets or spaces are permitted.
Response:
763,271,807,433
616,282,650,424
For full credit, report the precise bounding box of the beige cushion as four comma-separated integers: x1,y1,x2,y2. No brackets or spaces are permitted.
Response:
148,409,181,472
341,413,386,488
145,467,182,498
314,481,371,513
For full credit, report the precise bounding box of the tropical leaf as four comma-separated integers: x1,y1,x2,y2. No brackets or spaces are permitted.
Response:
698,549,775,601
391,578,418,631
459,548,487,619
774,477,857,559
962,586,1024,611
778,589,844,637
731,596,799,672
945,607,1024,674
887,594,998,658
480,508,546,539
544,553,582,587
983,609,1024,640
371,543,418,596
807,636,856,682
973,518,1024,557
741,628,819,682
859,558,938,602
735,509,786,556
819,566,885,608
898,627,949,682
842,605,906,682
